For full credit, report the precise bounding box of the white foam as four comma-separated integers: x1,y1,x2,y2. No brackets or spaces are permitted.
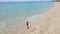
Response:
0,21,6,29
27,13,44,25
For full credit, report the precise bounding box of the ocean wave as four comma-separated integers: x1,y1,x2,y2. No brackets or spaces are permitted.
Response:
25,13,44,25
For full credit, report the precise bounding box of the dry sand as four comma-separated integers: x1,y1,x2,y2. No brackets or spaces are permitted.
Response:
1,2,60,34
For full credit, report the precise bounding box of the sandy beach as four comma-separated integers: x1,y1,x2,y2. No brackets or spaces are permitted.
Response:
21,2,60,34
1,2,60,34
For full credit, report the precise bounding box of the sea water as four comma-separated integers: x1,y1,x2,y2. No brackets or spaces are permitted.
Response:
0,2,53,29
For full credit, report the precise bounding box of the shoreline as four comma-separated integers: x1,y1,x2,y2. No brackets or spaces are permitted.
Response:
0,2,55,34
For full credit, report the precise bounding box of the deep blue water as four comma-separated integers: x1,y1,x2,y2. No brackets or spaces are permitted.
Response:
0,2,53,21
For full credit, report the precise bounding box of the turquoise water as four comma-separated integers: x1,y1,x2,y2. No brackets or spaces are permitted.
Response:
0,2,53,29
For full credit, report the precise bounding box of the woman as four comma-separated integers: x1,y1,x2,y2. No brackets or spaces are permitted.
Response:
26,21,29,29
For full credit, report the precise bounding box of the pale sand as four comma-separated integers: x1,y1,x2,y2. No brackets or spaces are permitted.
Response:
21,2,60,34
1,2,60,34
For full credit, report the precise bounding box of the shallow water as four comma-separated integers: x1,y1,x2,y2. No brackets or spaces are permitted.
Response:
0,2,53,29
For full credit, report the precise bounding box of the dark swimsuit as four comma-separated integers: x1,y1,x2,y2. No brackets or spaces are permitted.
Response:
27,21,28,26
